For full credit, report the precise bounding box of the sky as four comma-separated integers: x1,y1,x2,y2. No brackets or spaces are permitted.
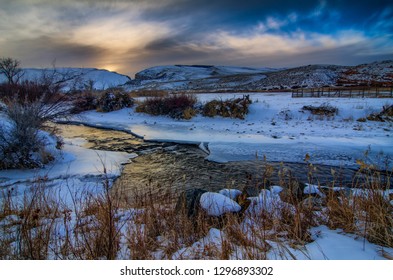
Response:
1,0,392,77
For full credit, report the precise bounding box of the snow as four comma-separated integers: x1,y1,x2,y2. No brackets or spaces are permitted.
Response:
1,89,392,260
270,185,284,195
304,183,326,197
127,65,283,91
172,228,225,259
200,192,241,216
134,65,276,82
173,225,393,260
0,115,136,199
0,139,135,186
176,187,393,260
218,188,242,200
74,92,393,168
0,68,131,90
245,190,294,218
278,226,393,260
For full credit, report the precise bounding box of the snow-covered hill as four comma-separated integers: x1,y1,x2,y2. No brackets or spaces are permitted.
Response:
337,60,393,86
134,65,278,81
0,68,131,90
126,61,393,92
127,65,281,91
3,61,391,92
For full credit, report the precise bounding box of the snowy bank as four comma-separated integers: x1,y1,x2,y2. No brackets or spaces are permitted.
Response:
74,92,393,168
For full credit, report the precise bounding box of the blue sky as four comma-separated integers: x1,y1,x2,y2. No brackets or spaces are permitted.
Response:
1,0,392,76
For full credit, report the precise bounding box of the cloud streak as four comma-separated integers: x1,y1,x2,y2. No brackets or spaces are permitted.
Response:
0,0,392,76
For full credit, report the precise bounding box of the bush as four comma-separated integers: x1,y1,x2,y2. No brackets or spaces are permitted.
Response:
202,95,252,119
0,81,70,169
70,91,98,114
302,103,338,116
0,103,48,169
96,90,134,112
0,81,66,105
135,94,197,119
365,105,393,122
130,90,169,98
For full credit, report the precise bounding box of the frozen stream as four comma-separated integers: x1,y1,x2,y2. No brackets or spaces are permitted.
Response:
56,123,365,200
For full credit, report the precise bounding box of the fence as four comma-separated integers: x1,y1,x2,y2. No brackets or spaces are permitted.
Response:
292,87,393,98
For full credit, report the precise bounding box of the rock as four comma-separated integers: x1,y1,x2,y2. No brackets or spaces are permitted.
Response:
303,183,326,198
301,197,324,211
200,192,241,217
270,185,284,195
175,188,207,218
241,183,260,198
218,188,242,200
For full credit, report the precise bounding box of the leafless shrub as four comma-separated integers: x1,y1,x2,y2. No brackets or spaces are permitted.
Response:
96,89,134,112
0,71,74,169
135,94,197,119
203,95,252,119
130,90,169,98
0,57,24,85
302,103,338,117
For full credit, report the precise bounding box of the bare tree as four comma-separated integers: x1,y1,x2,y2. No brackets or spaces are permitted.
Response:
0,57,24,85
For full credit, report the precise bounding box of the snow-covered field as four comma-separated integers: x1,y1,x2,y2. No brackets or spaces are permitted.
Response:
75,92,393,168
1,92,392,260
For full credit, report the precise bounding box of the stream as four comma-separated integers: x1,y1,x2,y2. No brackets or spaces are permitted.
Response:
55,123,365,201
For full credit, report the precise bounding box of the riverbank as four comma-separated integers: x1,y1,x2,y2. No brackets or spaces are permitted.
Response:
72,92,393,168
1,91,392,260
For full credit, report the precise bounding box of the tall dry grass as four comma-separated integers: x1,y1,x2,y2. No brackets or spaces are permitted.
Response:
0,160,391,259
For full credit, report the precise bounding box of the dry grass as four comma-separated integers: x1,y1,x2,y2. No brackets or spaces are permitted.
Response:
0,161,392,260
129,90,169,98
302,103,338,117
135,94,197,119
202,95,252,120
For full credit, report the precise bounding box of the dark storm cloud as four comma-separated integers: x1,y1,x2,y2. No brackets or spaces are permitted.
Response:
2,36,108,68
132,0,393,70
246,43,393,68
139,0,393,32
1,0,392,75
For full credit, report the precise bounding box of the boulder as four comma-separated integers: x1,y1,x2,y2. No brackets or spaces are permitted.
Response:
218,188,242,200
175,188,207,218
200,192,241,217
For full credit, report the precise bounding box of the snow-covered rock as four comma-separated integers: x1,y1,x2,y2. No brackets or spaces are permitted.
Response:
200,192,241,216
304,184,326,198
172,227,225,259
270,185,284,195
218,188,242,200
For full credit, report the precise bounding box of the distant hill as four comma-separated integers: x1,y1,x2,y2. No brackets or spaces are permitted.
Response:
125,61,393,92
0,68,131,90
3,61,391,92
